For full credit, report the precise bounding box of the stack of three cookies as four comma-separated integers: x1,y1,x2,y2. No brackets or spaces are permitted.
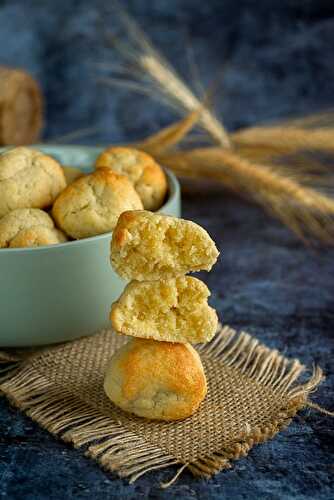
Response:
104,210,219,421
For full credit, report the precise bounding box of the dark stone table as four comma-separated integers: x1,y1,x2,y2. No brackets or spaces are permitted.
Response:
1,190,333,499
0,1,333,498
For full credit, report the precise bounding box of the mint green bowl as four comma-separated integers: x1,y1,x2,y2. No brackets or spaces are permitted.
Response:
0,145,181,347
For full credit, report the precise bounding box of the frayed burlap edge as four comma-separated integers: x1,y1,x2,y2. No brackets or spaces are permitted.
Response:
0,326,326,486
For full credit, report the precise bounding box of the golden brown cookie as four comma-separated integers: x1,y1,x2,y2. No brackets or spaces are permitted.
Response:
9,226,67,248
0,147,66,218
0,208,67,248
104,338,207,421
95,147,167,211
52,168,143,239
111,210,219,281
110,276,218,344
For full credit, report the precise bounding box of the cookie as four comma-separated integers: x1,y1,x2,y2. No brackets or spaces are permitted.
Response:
104,338,207,421
0,208,67,248
9,226,67,248
0,147,66,218
111,210,219,281
52,168,143,239
110,276,218,344
95,147,167,211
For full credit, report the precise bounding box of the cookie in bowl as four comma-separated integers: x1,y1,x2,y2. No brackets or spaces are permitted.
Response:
104,338,207,421
9,226,67,248
0,147,66,218
52,168,143,239
0,208,67,248
95,147,167,211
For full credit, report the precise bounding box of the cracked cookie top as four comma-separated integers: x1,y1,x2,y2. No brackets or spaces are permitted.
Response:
0,147,66,218
52,168,143,239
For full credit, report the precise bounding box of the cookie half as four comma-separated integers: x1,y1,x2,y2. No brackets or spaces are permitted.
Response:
111,210,219,281
110,276,218,344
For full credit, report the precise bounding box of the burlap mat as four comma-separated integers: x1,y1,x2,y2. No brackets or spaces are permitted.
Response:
0,326,324,486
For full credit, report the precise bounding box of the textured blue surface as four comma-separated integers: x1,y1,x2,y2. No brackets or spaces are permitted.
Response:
0,1,334,498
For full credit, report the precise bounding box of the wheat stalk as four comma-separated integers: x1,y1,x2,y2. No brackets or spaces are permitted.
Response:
154,147,334,243
101,4,334,244
267,109,334,129
138,54,230,146
104,2,230,147
134,110,202,155
130,111,334,243
233,127,334,155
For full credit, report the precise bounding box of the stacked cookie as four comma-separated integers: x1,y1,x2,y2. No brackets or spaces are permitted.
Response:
104,210,219,421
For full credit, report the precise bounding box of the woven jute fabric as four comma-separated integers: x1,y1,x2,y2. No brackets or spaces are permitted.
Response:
0,326,323,485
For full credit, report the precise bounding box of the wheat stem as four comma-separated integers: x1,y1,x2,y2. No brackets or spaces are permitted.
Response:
139,55,230,147
107,1,231,147
233,127,334,154
155,147,334,242
102,3,334,244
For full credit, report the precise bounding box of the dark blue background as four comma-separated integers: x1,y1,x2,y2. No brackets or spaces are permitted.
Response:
0,1,334,499
1,0,334,142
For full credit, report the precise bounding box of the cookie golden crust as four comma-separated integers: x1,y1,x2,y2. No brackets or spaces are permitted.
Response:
62,166,84,185
95,147,167,211
9,226,67,248
52,168,143,239
0,147,66,218
111,210,219,281
110,276,218,344
0,208,67,248
104,338,207,421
